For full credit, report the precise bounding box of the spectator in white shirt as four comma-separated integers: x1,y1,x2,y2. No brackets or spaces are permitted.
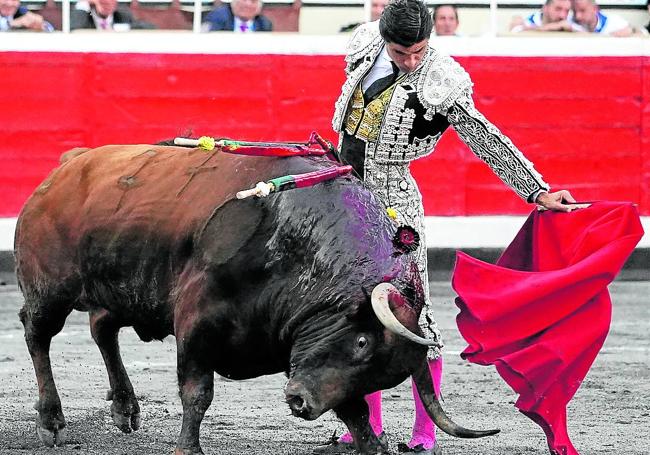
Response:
572,0,633,36
510,0,583,33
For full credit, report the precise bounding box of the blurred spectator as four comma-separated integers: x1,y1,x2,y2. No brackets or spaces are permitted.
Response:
510,0,582,33
432,4,459,36
0,0,53,31
202,0,272,32
339,0,388,32
72,0,155,30
572,0,633,36
645,0,649,34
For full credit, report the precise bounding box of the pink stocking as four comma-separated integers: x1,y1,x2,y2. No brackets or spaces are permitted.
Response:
338,390,383,443
409,357,443,450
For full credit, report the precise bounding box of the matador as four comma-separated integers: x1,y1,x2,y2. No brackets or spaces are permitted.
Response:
316,1,575,454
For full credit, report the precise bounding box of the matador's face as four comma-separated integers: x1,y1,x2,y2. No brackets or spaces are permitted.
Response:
385,39,429,74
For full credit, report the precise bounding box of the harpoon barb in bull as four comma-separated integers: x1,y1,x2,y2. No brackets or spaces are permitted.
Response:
15,143,497,455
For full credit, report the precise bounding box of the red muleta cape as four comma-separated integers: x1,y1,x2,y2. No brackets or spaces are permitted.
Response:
452,201,644,455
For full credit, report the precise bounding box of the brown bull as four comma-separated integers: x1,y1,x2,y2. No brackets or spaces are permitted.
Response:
15,144,497,454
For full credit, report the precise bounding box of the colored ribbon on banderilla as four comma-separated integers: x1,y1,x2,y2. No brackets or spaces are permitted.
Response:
172,131,347,198
173,131,336,158
236,165,353,199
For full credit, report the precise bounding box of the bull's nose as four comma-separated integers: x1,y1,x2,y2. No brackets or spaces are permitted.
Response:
286,394,313,419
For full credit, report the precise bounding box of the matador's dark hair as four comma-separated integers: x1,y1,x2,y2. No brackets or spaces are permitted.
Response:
379,0,433,47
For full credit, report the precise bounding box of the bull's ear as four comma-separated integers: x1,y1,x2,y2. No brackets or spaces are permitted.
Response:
344,287,374,321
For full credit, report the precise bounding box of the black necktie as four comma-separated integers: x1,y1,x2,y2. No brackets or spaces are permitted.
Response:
364,62,399,102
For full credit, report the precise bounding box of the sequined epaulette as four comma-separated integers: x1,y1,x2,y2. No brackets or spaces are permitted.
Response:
345,21,384,65
417,49,473,119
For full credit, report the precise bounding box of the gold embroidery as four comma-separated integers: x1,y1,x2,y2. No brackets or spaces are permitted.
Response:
344,79,402,143
344,86,365,137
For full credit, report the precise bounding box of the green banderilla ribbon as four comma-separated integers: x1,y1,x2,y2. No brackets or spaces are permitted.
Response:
236,166,353,200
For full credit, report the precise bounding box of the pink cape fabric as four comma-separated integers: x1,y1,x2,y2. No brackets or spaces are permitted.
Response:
452,202,644,455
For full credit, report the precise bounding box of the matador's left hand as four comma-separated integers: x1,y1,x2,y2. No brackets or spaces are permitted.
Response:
535,190,587,212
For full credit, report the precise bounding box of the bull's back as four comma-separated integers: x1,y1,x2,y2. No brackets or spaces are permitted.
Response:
19,145,255,244
15,144,327,315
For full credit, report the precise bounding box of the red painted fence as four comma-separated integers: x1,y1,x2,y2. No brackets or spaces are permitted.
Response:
1,51,648,217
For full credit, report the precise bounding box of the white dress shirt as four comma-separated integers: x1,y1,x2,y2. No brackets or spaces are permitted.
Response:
361,45,401,92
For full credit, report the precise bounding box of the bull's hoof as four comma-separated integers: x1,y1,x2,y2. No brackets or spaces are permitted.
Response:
397,442,442,455
110,396,141,433
36,424,67,447
111,407,141,433
34,400,67,447
313,433,389,454
312,440,355,454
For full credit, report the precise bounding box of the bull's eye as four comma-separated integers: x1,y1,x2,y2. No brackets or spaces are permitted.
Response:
357,336,368,349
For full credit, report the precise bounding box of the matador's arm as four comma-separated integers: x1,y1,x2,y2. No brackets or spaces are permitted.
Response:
446,88,550,203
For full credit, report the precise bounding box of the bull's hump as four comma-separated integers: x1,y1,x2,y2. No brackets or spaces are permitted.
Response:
27,144,333,235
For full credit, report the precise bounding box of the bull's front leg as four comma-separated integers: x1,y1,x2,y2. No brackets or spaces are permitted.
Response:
175,358,214,454
175,343,214,455
334,398,389,454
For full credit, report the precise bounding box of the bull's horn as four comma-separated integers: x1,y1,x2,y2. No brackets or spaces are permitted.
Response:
370,283,438,346
412,362,500,438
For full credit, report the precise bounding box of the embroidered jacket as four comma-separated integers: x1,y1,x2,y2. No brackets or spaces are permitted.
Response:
332,21,550,204
332,21,550,357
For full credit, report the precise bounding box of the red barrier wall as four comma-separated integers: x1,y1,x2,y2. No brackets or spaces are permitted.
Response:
1,52,648,217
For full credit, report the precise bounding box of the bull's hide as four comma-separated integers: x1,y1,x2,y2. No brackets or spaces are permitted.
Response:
27,145,338,243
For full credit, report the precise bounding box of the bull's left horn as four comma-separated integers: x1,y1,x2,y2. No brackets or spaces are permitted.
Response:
371,283,438,346
412,362,500,438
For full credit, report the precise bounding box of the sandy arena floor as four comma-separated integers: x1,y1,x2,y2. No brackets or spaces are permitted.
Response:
0,281,648,455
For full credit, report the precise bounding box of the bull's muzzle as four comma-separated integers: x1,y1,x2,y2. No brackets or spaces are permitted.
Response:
370,283,438,346
284,381,320,420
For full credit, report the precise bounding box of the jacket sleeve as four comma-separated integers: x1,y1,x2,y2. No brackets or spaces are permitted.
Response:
446,88,549,202
257,15,273,31
203,6,231,31
70,10,92,30
114,9,134,25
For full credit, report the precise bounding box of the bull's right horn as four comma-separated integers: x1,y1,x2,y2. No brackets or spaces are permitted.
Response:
370,283,438,346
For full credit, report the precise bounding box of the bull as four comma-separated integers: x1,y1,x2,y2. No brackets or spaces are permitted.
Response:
15,144,497,454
